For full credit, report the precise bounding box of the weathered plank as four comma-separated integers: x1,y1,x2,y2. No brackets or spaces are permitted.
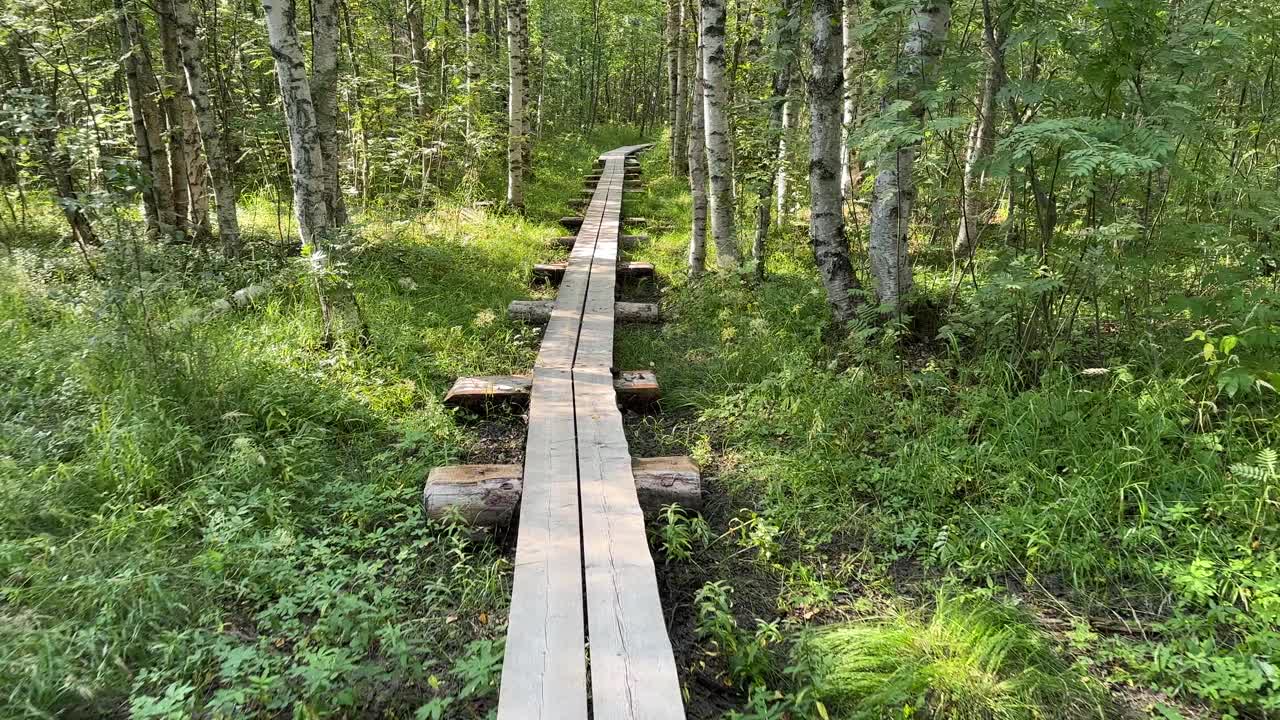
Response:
443,370,660,410
495,366,587,718
422,456,701,525
575,368,684,719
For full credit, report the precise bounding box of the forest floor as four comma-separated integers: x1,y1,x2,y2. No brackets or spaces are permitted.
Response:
2,129,1275,718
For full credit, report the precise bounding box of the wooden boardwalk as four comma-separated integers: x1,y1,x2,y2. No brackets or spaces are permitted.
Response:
495,145,684,719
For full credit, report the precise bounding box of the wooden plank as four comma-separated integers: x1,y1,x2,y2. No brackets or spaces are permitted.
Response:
574,367,684,719
509,299,660,325
496,366,587,719
550,235,646,249
443,370,660,409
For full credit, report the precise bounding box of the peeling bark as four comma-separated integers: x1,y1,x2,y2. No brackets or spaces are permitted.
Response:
699,0,738,268
261,0,367,346
170,0,242,257
810,0,862,322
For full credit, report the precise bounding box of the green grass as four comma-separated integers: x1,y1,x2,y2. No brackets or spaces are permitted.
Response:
800,593,1108,719
0,129,639,717
4,126,1279,718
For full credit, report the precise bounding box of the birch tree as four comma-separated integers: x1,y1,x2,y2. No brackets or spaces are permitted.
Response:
312,0,348,226
809,0,861,321
953,0,1006,258
169,0,242,257
506,0,527,210
840,0,862,206
665,0,687,176
868,0,950,312
687,0,708,277
261,0,367,346
699,0,738,268
116,0,176,239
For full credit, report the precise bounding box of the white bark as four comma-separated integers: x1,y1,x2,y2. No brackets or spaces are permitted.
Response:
775,98,793,226
699,0,738,268
840,0,861,205
868,0,950,312
171,0,241,257
117,0,177,238
810,0,861,322
687,0,708,277
157,12,192,238
666,0,687,176
261,0,366,346
506,0,526,209
312,0,347,226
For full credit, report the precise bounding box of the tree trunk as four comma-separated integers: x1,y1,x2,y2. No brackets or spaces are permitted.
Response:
840,0,862,206
699,0,738,268
312,0,347,226
750,0,797,280
157,10,193,239
953,0,1004,258
687,0,708,277
775,97,793,226
261,0,367,347
810,0,861,322
665,0,687,176
868,0,950,312
506,0,526,210
170,0,242,257
12,41,99,250
117,0,177,239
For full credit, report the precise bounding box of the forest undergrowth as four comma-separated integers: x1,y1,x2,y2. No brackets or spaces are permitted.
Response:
2,127,1278,719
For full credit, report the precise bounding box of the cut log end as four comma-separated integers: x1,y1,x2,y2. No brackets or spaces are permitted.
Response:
424,457,701,527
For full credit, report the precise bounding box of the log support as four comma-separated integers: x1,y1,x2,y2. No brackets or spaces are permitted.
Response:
445,370,660,410
532,261,654,284
424,456,702,527
508,299,661,324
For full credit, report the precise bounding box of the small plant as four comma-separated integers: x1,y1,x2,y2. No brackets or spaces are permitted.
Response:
695,581,782,690
653,503,710,563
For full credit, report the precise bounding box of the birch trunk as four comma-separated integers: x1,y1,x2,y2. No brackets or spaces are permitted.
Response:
171,0,242,257
868,0,950,312
699,0,738,268
312,0,347,226
810,0,861,322
750,0,797,279
506,0,526,210
840,0,862,206
775,98,792,226
157,11,192,238
686,0,708,277
520,6,533,177
665,0,687,176
953,0,1004,258
261,0,367,346
117,0,177,239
